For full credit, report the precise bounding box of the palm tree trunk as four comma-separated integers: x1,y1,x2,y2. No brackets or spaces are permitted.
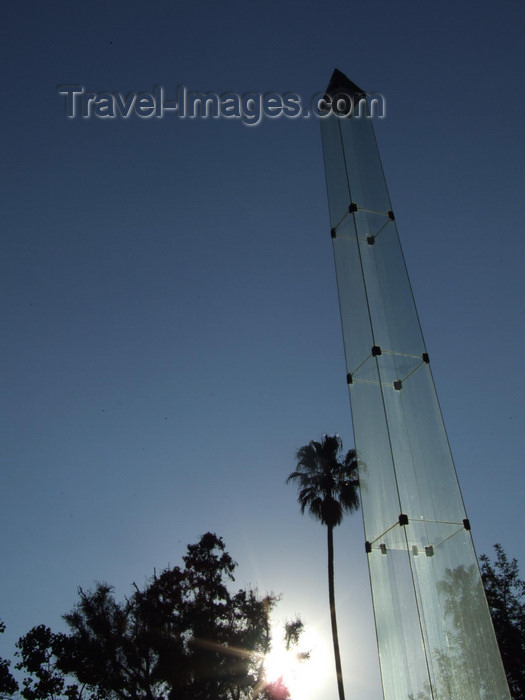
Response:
327,525,345,700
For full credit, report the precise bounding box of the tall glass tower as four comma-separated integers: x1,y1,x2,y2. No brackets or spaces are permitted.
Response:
320,69,509,699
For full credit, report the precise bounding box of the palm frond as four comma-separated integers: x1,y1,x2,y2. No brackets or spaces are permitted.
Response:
287,435,360,528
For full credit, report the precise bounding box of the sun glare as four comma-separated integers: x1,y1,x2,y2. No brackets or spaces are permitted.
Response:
264,626,330,699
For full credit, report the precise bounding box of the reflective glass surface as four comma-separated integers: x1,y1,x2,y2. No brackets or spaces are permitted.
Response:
321,110,509,699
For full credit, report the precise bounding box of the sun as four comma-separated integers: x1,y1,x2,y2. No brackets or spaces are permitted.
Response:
264,627,330,699
264,645,301,686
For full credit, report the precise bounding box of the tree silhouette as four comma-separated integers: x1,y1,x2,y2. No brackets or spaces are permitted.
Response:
0,621,18,698
286,434,359,700
8,534,301,700
480,544,525,698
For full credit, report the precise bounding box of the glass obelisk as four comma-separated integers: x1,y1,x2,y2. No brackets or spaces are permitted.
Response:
320,70,509,700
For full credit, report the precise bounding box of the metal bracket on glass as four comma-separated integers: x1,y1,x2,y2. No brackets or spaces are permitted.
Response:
348,203,397,245
347,350,431,392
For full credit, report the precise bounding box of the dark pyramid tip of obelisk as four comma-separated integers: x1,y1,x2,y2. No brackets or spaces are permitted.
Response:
325,69,364,98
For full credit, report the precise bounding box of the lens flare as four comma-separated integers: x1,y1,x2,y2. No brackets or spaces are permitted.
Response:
264,627,329,699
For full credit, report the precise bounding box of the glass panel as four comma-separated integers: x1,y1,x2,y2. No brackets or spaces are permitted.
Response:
320,116,351,226
332,227,374,368
383,365,466,522
370,525,509,699
339,116,391,213
368,527,429,700
363,221,426,356
350,378,400,542
410,526,510,699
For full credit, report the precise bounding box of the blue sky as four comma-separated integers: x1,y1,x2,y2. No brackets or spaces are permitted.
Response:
2,1,525,698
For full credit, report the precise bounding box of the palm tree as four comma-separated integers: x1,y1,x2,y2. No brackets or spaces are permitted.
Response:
286,434,359,700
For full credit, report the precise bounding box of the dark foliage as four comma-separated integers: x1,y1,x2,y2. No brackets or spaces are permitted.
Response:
6,534,300,700
287,434,359,530
480,544,525,698
0,621,18,697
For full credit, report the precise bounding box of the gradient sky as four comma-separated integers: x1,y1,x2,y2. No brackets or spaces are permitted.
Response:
2,2,525,698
